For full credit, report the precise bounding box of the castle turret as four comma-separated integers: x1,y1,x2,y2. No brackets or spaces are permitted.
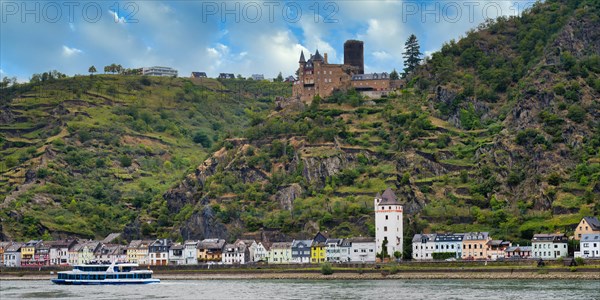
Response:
299,50,306,64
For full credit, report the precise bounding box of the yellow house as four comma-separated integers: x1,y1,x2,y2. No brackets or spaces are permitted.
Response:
310,232,328,264
462,232,491,260
20,240,41,266
574,217,600,240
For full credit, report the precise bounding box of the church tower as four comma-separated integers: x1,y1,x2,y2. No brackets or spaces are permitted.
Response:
375,188,403,258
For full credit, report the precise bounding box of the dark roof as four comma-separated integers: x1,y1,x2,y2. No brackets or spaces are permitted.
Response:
291,239,312,248
435,233,464,242
299,51,306,63
312,49,323,61
532,233,568,243
583,217,600,230
5,242,23,252
379,188,400,205
313,232,328,243
198,239,225,250
191,72,207,78
412,234,436,243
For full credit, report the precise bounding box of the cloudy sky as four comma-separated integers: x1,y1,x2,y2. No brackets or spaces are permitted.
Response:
1,0,534,81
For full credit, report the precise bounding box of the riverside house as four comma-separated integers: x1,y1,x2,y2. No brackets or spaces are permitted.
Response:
47,240,76,265
291,240,312,263
78,241,101,264
169,244,185,265
310,232,328,264
462,232,491,260
197,239,225,262
505,245,532,258
0,242,10,265
574,217,600,240
412,234,436,260
20,240,41,266
348,237,376,263
149,239,172,266
325,238,351,263
579,234,600,258
486,240,511,260
126,240,143,264
3,242,23,267
532,234,568,259
235,240,258,263
184,240,199,265
222,241,250,264
254,242,269,263
268,242,292,264
434,233,464,259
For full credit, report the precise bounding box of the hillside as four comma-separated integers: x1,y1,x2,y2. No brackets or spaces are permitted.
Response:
154,0,599,255
1,0,598,258
0,75,291,239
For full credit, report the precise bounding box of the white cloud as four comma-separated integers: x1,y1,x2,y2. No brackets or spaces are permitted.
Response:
62,45,82,57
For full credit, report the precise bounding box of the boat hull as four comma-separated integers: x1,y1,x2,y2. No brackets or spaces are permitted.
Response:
51,279,160,285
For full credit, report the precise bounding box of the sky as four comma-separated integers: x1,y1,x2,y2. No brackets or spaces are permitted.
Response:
0,0,535,81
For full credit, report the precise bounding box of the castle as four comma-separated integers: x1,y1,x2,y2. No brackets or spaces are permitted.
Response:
292,40,398,103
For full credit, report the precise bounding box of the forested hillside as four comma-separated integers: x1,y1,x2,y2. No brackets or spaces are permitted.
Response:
0,75,290,239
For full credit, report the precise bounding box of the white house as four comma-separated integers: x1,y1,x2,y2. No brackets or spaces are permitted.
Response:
579,234,600,258
412,234,436,260
532,233,568,259
254,242,269,262
433,233,464,259
142,66,178,77
183,240,199,265
168,244,185,265
3,243,22,267
47,240,75,265
222,242,250,264
375,188,403,258
323,239,351,263
348,237,376,263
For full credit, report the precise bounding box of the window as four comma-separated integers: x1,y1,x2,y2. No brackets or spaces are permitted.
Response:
385,215,388,220
384,226,388,232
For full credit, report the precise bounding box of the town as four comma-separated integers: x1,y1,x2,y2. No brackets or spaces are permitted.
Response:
1,190,598,267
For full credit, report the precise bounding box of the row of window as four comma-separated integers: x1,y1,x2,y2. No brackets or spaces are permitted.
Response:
533,244,566,249
581,243,598,248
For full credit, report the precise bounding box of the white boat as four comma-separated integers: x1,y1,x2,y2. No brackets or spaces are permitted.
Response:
51,262,159,285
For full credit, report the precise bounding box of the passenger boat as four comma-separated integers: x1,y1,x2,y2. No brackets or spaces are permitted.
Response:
51,262,159,285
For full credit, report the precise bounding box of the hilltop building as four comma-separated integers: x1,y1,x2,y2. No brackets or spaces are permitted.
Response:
142,66,178,77
374,188,403,258
191,72,207,78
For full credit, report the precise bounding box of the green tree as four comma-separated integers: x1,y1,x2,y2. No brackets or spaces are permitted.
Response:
379,238,389,259
390,69,400,80
275,72,284,82
193,131,212,148
402,34,422,77
88,65,97,76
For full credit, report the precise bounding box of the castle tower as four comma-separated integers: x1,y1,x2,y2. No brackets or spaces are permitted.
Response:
344,40,364,74
375,188,403,259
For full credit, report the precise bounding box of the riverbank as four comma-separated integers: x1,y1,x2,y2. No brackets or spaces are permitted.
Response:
1,269,598,281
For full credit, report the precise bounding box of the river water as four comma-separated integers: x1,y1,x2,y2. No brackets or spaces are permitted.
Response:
1,279,599,299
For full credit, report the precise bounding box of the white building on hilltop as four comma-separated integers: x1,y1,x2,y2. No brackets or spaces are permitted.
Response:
142,66,178,77
375,188,403,258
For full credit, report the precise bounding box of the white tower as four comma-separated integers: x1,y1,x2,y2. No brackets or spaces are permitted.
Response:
375,188,403,258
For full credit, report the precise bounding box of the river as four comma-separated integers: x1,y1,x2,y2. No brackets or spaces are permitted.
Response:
1,279,599,299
